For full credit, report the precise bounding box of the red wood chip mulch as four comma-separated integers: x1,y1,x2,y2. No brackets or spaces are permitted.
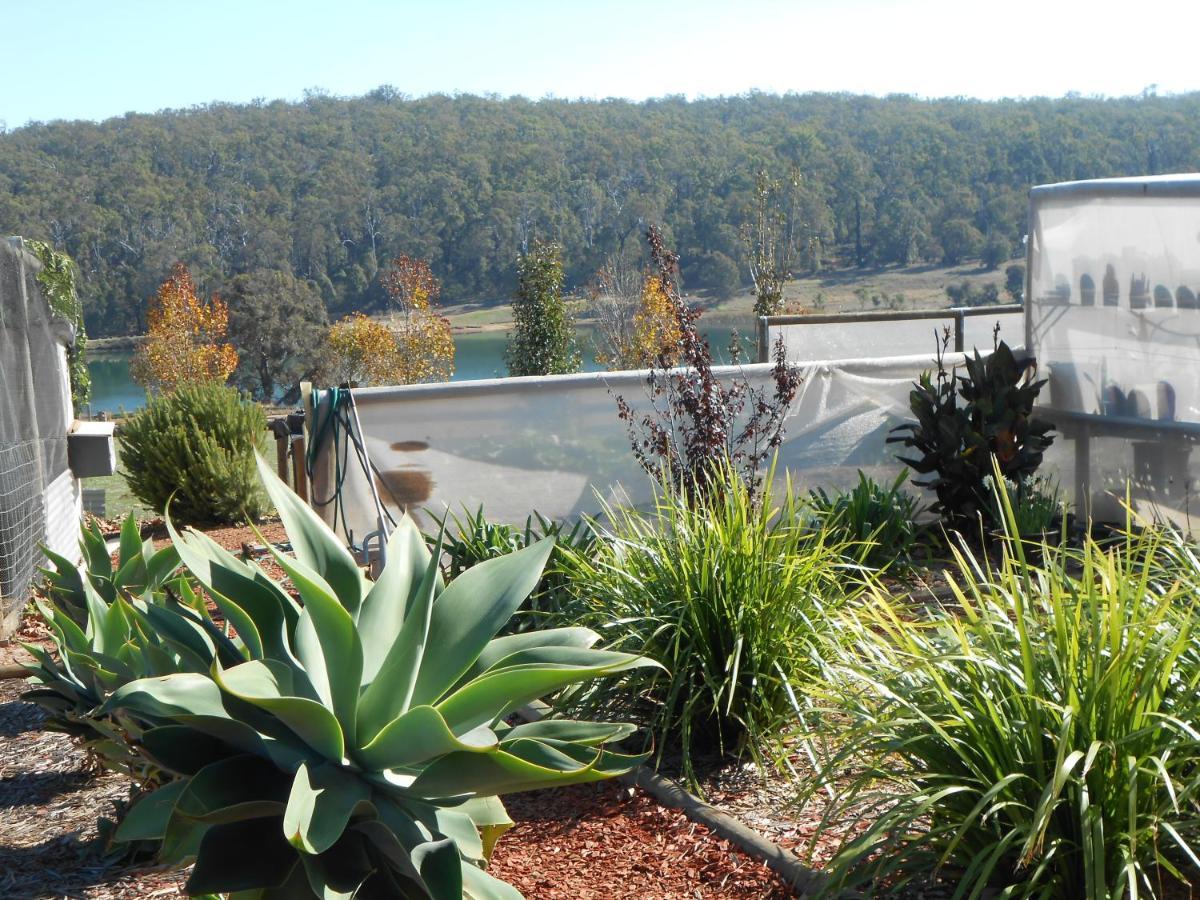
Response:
490,782,793,898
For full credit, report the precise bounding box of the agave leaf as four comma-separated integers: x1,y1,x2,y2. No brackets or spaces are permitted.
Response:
500,719,637,747
40,544,85,600
140,724,248,776
186,816,298,895
432,808,484,862
355,705,497,772
411,538,556,707
462,861,524,900
436,650,659,733
141,602,216,665
81,522,113,580
356,547,441,743
104,672,230,719
84,579,117,650
174,755,291,824
146,543,182,587
283,761,369,854
117,513,142,568
215,660,345,762
456,796,513,861
114,780,187,842
412,738,643,798
358,516,426,682
411,838,463,900
264,545,363,747
38,598,89,653
462,627,600,682
166,518,295,662
160,811,208,865
255,453,369,616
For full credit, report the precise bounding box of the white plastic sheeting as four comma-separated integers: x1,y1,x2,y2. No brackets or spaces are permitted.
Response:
308,353,957,539
0,237,80,636
764,307,1023,364
1028,174,1200,524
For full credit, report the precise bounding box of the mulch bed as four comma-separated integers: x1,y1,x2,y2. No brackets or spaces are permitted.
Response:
490,782,791,898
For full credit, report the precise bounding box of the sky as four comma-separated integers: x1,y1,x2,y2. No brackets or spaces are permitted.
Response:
3,0,1200,128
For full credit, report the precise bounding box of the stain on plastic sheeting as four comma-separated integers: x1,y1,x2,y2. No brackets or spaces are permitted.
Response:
375,468,435,507
389,440,430,452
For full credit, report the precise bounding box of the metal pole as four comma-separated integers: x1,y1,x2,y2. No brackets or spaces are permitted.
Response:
347,391,389,571
953,310,965,352
756,316,770,363
1074,426,1090,520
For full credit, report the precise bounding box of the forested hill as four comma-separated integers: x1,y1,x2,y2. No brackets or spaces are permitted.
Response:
3,90,1200,336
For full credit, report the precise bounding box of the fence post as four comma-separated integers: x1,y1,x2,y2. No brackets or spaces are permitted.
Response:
757,316,770,363
291,435,308,502
953,310,965,352
275,431,290,486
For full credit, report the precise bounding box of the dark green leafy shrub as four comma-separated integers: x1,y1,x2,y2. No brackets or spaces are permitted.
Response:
555,460,865,786
888,336,1054,532
429,506,596,631
119,380,268,526
806,470,920,567
506,239,580,376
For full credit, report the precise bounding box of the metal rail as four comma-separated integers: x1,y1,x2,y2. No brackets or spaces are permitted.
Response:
757,304,1024,362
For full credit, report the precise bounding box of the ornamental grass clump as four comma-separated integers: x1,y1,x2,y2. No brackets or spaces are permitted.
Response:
556,460,866,787
94,457,656,899
805,470,921,568
801,484,1200,898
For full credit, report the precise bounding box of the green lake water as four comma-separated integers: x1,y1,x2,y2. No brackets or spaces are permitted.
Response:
85,326,750,415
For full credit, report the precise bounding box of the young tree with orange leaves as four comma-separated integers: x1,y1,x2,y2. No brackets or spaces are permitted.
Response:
131,263,238,393
321,312,402,387
594,267,682,370
381,254,454,384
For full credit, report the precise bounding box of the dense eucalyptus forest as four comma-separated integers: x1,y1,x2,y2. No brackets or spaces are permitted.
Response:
2,89,1199,336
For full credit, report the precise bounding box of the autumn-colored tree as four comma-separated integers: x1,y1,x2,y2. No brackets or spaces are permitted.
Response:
131,263,238,393
595,267,682,370
382,254,439,313
321,313,402,387
381,254,455,383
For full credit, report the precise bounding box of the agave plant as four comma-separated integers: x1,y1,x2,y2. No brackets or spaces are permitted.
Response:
106,457,655,898
25,513,199,776
40,513,182,624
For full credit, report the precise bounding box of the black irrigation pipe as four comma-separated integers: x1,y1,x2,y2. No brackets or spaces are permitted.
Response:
515,700,833,898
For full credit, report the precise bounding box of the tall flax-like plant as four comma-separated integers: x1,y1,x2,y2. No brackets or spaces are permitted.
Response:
556,460,864,786
802,473,1200,898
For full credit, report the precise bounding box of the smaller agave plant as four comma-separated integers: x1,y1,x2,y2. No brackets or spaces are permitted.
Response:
105,457,656,898
26,513,199,778
40,513,182,624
